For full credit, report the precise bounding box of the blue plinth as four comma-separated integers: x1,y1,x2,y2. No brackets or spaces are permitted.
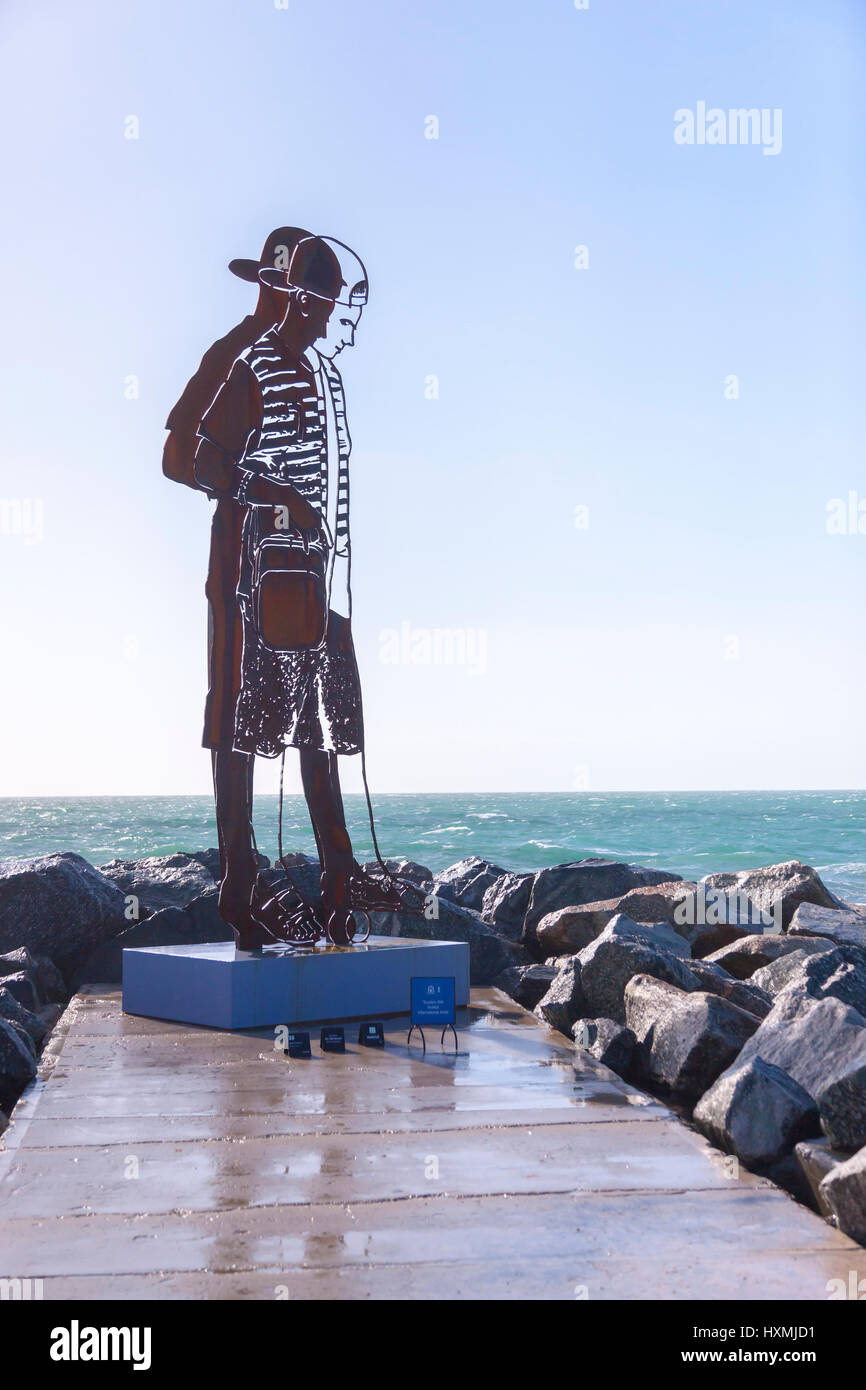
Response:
122,935,471,1030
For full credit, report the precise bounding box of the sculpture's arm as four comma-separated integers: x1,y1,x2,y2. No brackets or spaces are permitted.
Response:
194,360,320,528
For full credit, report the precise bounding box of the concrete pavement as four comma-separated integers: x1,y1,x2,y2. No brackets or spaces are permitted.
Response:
1,985,864,1299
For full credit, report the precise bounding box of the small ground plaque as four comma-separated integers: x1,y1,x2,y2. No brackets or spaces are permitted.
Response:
358,1021,385,1047
286,1029,311,1058
320,1025,346,1053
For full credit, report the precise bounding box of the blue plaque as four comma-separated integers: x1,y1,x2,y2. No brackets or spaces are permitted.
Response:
410,976,456,1026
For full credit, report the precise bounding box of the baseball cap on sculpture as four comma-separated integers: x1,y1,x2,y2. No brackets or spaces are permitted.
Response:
256,235,344,299
319,237,369,307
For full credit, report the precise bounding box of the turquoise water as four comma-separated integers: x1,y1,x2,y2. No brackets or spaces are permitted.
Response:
1,791,864,903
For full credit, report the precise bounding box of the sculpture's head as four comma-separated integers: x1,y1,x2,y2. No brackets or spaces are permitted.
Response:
228,225,311,323
255,236,343,352
312,239,368,360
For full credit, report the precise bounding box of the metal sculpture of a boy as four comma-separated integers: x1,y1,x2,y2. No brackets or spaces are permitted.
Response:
165,228,416,949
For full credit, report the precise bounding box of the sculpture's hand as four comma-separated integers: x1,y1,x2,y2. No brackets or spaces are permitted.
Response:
291,496,321,531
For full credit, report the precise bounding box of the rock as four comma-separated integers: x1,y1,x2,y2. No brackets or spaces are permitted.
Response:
795,1138,849,1217
433,857,506,912
816,1058,866,1152
97,852,220,914
494,963,557,1011
712,992,866,1102
361,858,432,888
535,900,619,956
686,958,772,1019
789,902,866,952
0,1016,37,1112
765,945,866,1017
617,881,698,929
0,986,50,1048
701,861,842,933
705,933,832,980
534,958,585,1035
538,881,701,958
572,1017,636,1077
76,890,234,985
626,974,760,1102
751,950,829,998
0,852,128,976
819,1146,866,1243
480,872,533,941
0,970,39,1012
576,914,696,1025
0,947,66,1003
693,1056,820,1167
522,861,682,955
371,897,520,986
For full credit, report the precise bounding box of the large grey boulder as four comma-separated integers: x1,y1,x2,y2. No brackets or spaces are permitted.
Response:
0,1016,37,1112
711,992,866,1102
0,853,128,975
572,1017,636,1078
819,1146,866,1244
522,860,682,955
795,1138,849,1218
686,958,772,1019
789,902,866,952
816,1057,866,1152
751,949,830,998
534,958,585,1034
0,946,66,1002
433,857,506,912
625,975,759,1101
362,858,433,889
702,861,842,933
0,986,51,1049
77,890,233,984
706,933,832,980
371,897,520,986
756,945,866,1017
494,962,557,1011
576,914,695,1025
0,970,39,1012
535,899,619,956
480,872,533,941
97,852,219,915
693,1056,820,1167
537,881,701,958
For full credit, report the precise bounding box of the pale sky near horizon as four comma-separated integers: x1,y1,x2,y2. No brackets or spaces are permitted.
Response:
0,0,863,796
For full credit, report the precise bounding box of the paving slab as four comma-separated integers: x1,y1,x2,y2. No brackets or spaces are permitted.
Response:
1,985,864,1300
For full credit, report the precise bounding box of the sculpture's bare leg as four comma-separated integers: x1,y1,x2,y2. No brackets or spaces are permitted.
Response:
212,747,269,948
300,748,354,943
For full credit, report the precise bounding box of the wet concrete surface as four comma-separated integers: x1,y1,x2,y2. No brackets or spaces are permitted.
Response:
1,986,864,1299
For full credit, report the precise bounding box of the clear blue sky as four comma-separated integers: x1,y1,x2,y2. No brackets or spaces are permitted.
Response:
0,0,863,794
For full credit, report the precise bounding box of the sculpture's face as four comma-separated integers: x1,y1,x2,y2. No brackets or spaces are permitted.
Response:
316,302,363,359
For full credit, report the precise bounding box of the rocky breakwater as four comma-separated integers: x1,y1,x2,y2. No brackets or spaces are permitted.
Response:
492,858,866,1247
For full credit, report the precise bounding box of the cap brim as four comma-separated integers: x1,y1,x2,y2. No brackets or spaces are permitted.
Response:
228,258,261,283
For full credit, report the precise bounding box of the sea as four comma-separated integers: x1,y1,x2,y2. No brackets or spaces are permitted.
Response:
1,790,865,903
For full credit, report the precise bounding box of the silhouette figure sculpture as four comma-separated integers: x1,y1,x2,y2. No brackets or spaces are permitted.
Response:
166,228,420,949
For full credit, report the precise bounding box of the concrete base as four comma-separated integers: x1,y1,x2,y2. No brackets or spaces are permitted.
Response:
121,935,470,1030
